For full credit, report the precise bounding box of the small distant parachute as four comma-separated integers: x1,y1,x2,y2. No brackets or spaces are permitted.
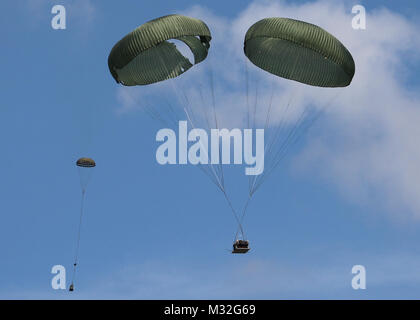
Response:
244,17,355,87
76,157,96,168
108,14,212,86
70,157,96,292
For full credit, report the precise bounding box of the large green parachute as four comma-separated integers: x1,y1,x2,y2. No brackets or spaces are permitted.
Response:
244,18,355,87
108,14,211,86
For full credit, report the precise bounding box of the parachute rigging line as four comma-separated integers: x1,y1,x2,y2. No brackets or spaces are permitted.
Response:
70,189,86,289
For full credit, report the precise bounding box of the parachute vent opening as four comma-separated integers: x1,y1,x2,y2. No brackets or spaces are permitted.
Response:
170,39,195,65
199,36,210,49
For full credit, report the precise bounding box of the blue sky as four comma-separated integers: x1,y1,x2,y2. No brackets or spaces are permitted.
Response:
1,0,420,299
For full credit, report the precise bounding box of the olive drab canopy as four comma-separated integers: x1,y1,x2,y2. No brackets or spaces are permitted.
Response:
76,157,95,191
76,157,96,168
244,18,355,87
108,14,212,86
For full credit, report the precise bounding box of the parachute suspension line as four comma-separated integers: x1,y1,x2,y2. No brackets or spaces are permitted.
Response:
142,104,160,122
208,60,225,190
247,77,264,195
139,53,181,127
234,83,303,239
197,163,224,190
271,91,341,171
263,82,301,161
260,51,319,173
207,60,246,238
195,83,225,189
267,105,307,172
250,83,259,193
159,48,224,199
71,188,86,288
182,91,200,130
248,86,296,196
146,48,222,191
222,187,245,241
234,193,253,241
182,59,243,238
185,93,243,241
188,69,244,239
143,103,173,128
178,70,225,192
264,93,294,158
245,60,255,196
236,77,275,239
254,83,305,194
252,80,258,131
234,82,301,240
252,79,275,188
253,91,341,194
153,47,234,234
159,53,220,187
135,52,182,128
251,105,309,194
235,86,303,240
245,59,250,129
155,48,205,141
183,106,225,193
198,84,212,133
245,61,256,196
162,98,181,128
195,86,226,189
252,113,311,192
260,78,276,147
155,86,183,127
204,60,221,186
235,80,291,238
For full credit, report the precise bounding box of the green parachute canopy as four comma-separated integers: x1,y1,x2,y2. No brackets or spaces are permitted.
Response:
244,18,355,87
76,157,96,168
108,14,212,86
